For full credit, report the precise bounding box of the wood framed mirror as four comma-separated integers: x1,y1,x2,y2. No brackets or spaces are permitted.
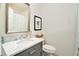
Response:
6,3,30,34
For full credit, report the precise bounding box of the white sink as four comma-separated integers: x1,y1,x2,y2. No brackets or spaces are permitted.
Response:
16,38,34,44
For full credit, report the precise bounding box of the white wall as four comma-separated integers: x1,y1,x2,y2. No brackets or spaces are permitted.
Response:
0,4,6,35
30,4,43,37
30,3,78,56
76,4,79,55
77,4,79,47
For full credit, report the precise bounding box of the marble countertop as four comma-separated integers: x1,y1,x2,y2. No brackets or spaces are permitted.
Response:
2,38,44,56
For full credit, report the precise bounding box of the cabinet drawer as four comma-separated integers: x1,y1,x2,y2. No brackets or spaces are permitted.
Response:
15,42,42,56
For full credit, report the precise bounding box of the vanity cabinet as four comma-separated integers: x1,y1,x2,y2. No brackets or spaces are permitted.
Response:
14,42,42,56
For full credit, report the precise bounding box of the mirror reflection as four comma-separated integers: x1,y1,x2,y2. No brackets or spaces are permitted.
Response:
6,3,30,33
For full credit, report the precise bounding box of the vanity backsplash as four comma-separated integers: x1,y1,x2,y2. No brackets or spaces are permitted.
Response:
1,33,29,44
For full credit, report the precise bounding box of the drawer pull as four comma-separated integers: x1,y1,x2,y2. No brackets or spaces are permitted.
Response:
29,49,38,55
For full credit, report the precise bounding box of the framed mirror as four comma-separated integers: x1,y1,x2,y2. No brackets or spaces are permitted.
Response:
6,3,30,34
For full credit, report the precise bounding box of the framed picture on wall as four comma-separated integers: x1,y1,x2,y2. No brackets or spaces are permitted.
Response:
34,15,42,31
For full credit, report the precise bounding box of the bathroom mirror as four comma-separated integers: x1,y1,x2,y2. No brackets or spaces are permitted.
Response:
6,3,30,33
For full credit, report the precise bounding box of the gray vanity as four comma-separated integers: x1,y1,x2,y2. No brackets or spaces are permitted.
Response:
15,42,42,56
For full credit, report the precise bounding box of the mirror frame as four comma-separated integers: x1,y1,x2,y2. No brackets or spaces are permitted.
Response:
5,3,30,34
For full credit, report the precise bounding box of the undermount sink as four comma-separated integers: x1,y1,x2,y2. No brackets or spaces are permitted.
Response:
16,38,34,44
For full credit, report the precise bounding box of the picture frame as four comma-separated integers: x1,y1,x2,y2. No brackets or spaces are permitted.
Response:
34,15,42,31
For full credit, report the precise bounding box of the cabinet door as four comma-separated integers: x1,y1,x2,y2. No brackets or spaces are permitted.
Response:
15,50,29,56
28,49,41,56
28,42,42,56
